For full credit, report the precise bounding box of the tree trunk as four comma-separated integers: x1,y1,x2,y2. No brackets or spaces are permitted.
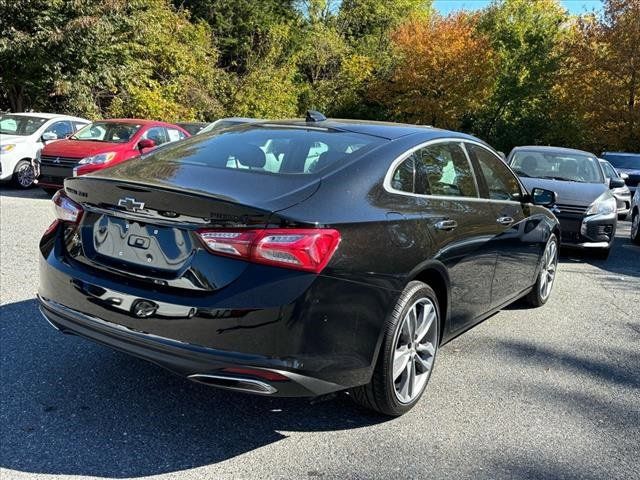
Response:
8,85,25,112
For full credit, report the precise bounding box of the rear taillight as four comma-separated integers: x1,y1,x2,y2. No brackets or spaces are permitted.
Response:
197,228,341,273
52,190,84,224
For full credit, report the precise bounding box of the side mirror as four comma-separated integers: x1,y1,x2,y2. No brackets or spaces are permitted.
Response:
609,177,625,189
138,138,156,150
530,187,556,207
41,131,58,142
620,172,629,181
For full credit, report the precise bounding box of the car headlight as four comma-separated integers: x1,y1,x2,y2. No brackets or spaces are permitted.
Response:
78,152,117,165
585,193,616,216
1,144,16,153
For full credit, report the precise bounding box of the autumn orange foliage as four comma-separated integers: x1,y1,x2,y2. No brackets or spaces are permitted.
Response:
370,13,495,129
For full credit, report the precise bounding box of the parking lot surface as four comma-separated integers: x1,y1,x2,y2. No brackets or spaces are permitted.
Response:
1,187,639,480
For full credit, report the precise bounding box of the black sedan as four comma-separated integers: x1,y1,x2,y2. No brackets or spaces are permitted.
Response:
38,114,559,416
508,146,622,259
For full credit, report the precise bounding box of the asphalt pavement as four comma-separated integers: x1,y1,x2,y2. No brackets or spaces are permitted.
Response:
1,186,638,480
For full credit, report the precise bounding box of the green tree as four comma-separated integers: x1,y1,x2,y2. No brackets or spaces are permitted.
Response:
475,0,567,150
175,0,299,72
0,0,228,120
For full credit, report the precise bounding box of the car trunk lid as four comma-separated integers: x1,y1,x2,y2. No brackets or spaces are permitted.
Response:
63,172,320,291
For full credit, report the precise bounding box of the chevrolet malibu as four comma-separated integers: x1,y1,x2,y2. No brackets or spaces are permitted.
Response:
38,114,560,416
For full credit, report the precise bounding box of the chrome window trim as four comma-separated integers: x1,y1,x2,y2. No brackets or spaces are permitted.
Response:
384,137,486,202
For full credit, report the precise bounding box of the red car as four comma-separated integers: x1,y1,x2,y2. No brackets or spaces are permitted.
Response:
36,119,190,193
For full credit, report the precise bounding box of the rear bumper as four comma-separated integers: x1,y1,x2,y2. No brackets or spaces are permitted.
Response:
38,230,397,397
38,295,344,397
558,212,616,249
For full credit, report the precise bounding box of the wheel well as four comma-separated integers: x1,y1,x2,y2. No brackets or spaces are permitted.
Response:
14,158,33,172
413,268,448,343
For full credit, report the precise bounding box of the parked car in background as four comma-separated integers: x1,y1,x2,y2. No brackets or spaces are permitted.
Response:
38,114,560,416
630,188,640,245
176,122,208,136
601,152,640,194
508,146,621,259
0,112,89,188
599,159,631,219
35,119,190,194
198,117,263,135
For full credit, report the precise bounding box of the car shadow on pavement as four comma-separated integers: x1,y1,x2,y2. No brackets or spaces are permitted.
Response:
0,299,388,478
0,185,51,199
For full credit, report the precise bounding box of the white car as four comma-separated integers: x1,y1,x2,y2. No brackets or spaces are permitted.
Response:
0,112,90,188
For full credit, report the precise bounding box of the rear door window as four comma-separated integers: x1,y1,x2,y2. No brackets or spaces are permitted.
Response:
143,127,168,146
44,121,73,139
413,142,478,198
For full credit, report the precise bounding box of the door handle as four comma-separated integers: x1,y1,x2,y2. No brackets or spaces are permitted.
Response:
435,219,458,231
496,216,514,226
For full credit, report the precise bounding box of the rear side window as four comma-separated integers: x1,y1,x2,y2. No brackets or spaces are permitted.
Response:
167,128,187,142
390,156,415,193
466,143,522,201
143,127,168,145
156,126,384,175
45,121,73,139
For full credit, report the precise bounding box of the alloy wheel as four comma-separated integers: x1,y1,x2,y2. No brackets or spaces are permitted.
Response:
392,297,438,404
633,213,639,238
539,237,558,301
16,163,35,188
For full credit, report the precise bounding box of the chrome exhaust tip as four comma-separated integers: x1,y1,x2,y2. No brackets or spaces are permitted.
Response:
188,373,277,395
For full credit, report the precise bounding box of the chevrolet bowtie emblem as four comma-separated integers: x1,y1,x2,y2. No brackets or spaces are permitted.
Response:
117,197,146,212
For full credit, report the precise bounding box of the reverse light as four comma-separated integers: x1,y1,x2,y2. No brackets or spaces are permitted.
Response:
197,228,341,273
52,190,84,224
585,193,616,216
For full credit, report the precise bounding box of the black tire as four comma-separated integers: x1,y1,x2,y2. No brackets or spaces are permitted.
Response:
11,159,35,189
631,210,640,245
351,281,439,416
524,233,558,307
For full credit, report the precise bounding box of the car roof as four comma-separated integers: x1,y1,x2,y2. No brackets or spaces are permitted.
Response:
253,118,482,142
2,112,88,121
602,151,640,156
511,145,597,157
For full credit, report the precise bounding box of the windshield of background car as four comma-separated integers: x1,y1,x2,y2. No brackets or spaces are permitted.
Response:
602,154,640,169
165,126,385,175
510,150,604,183
72,122,142,143
0,115,48,136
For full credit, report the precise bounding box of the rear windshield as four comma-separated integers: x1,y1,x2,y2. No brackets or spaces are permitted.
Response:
72,121,142,143
511,150,604,183
601,153,640,169
161,125,384,175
